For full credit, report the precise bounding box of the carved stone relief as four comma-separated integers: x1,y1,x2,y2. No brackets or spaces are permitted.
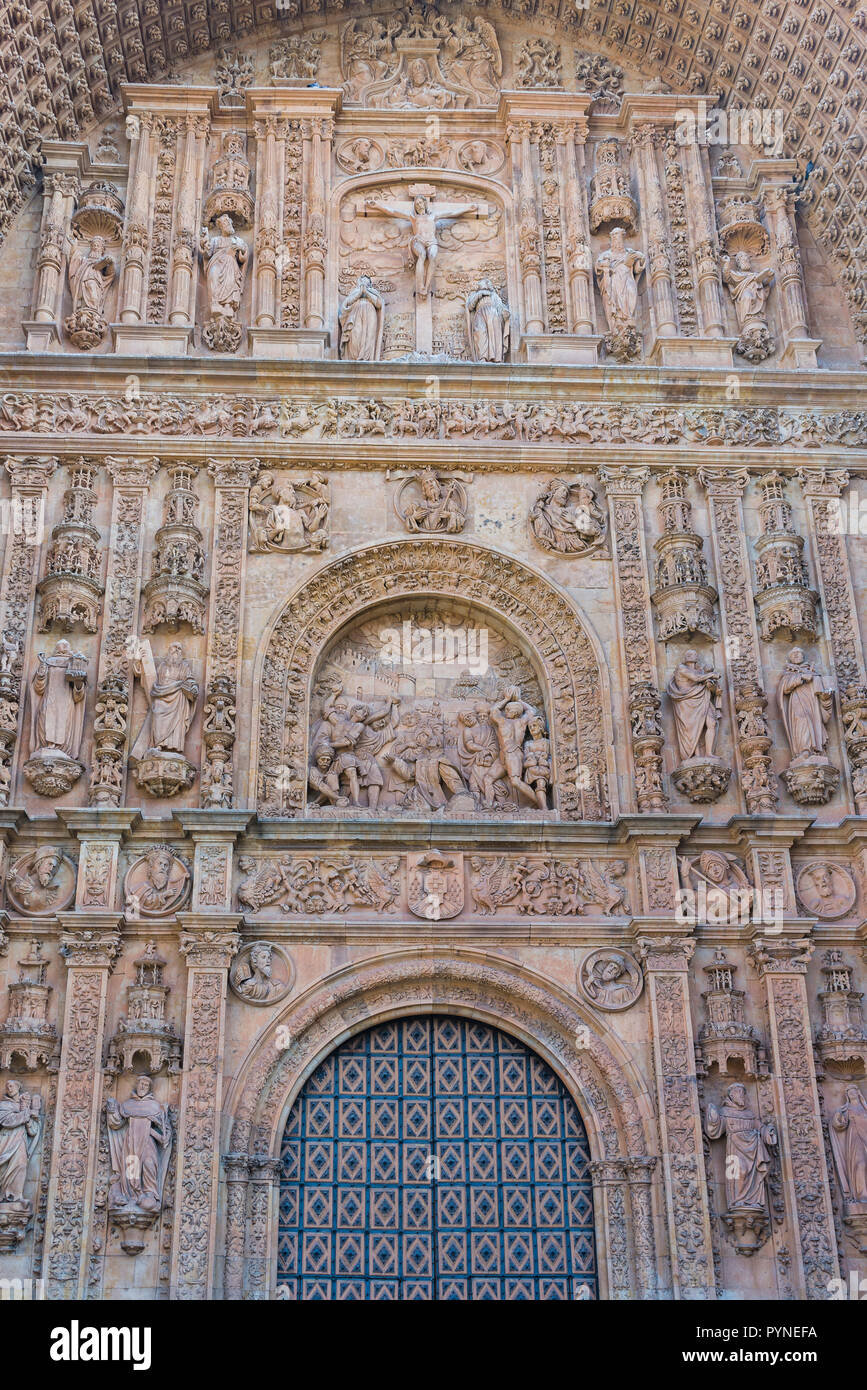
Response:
778,647,840,805
407,850,463,920
106,1076,172,1254
0,940,58,1072
666,649,732,803
229,942,295,1006
123,845,192,919
515,38,562,89
0,1078,42,1251
394,469,468,534
237,856,402,915
795,861,856,919
24,640,88,796
529,478,607,556
470,857,629,916
578,949,643,1011
595,227,646,362
340,10,502,109
705,1082,777,1255
248,473,329,553
6,848,76,916
107,941,182,1077
129,641,199,798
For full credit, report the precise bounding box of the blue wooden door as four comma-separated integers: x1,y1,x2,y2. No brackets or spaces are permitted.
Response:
277,1015,598,1299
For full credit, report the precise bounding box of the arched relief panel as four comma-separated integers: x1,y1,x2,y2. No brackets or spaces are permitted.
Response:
330,170,517,359
251,538,618,821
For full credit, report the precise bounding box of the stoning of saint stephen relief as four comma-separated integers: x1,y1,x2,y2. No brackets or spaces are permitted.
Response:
0,0,865,1307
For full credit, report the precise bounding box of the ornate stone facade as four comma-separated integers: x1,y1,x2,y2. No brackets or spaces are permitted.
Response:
0,7,864,1304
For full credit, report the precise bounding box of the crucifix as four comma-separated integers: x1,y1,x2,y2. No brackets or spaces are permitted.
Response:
363,190,488,353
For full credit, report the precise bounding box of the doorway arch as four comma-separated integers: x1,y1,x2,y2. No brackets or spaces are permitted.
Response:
277,1014,597,1300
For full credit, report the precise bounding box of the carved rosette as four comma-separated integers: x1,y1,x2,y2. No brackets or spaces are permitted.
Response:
651,469,718,643
142,463,208,634
36,460,104,633
752,472,819,641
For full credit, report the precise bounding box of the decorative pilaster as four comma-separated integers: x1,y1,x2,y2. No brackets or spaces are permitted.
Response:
797,467,867,813
201,460,254,807
632,126,677,339
749,935,840,1298
599,466,667,811
223,1152,250,1299
42,920,122,1298
169,114,209,327
638,933,716,1299
246,1156,281,1299
117,113,155,324
588,1159,633,1299
0,456,56,801
682,139,726,339
170,916,241,1300
252,115,284,328
626,1156,659,1299
762,186,819,368
559,119,595,334
26,172,80,350
302,117,332,331
698,467,778,814
508,122,544,334
89,456,159,806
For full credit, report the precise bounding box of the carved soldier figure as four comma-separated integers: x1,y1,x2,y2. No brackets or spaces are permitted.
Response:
705,1083,776,1212
339,275,384,361
106,1076,172,1217
465,279,510,362
490,689,540,807
0,1079,41,1202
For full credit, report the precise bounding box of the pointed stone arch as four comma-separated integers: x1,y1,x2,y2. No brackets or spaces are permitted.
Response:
251,536,618,820
220,948,660,1299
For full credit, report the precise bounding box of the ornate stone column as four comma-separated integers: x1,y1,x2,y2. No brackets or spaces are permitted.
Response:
252,115,284,330
171,812,246,1300
89,456,159,807
302,117,332,332
598,466,667,811
25,172,80,351
637,932,716,1299
589,1158,633,1299
201,460,254,808
117,112,155,324
748,934,840,1298
559,119,595,335
631,125,677,340
223,1153,250,1300
508,121,545,335
761,185,820,368
0,456,56,800
42,920,122,1298
245,1156,281,1299
626,1156,659,1298
698,466,778,814
169,114,209,327
682,139,726,340
797,467,867,813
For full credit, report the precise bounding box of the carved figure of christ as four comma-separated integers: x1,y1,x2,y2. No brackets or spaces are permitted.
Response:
364,194,487,297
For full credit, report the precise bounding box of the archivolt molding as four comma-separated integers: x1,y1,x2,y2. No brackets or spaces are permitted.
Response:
251,536,618,821
223,948,655,1163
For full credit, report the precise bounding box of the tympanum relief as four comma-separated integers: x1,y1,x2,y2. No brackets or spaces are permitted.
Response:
307,605,552,817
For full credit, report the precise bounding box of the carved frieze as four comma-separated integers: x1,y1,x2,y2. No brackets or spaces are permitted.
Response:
237,855,401,915
470,857,629,917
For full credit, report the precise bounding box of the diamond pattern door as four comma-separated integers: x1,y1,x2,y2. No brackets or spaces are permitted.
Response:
277,1016,598,1300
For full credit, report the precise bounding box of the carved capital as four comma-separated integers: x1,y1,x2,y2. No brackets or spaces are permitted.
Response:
638,935,696,972
179,922,241,970
796,467,850,499
4,456,58,490
749,935,814,977
59,927,122,970
597,465,650,498
697,465,750,497
106,456,160,489
208,457,258,489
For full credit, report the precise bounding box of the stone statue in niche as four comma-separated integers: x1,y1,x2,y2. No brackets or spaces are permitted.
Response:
129,641,198,798
6,847,76,916
307,608,550,817
667,650,731,803
529,478,607,556
465,279,510,363
199,213,248,353
0,1078,41,1248
339,276,385,361
364,193,487,298
778,647,840,805
830,1085,867,1244
578,949,643,1011
106,1076,172,1254
722,251,775,363
705,1082,777,1255
123,845,191,918
229,941,294,1005
24,640,87,796
595,226,646,363
64,234,115,349
395,470,468,534
248,473,329,553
